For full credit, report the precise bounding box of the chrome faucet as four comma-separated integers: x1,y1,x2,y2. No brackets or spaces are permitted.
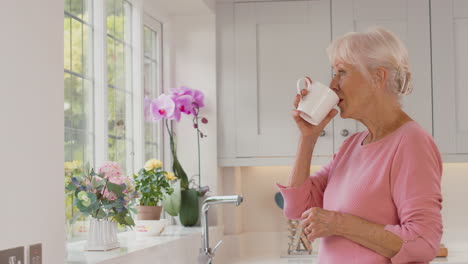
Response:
198,195,244,264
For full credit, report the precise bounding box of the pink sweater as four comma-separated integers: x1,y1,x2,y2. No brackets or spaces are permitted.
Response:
277,121,443,264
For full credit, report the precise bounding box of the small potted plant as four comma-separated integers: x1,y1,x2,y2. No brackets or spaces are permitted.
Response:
133,159,177,235
65,162,138,251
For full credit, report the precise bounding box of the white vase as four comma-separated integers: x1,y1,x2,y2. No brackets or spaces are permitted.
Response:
85,218,120,251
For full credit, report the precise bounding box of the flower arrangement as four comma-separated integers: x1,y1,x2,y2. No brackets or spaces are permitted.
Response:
134,159,177,206
65,162,139,227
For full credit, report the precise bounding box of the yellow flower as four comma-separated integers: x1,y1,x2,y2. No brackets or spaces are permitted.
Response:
72,160,82,169
165,172,177,181
65,160,82,172
144,159,163,171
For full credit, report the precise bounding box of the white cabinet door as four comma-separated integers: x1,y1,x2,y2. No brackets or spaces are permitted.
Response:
234,0,333,158
331,0,432,152
432,0,468,155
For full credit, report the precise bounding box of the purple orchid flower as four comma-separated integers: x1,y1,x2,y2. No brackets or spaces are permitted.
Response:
192,89,205,109
150,94,175,121
171,94,194,122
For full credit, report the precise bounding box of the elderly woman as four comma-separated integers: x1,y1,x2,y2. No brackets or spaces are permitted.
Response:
277,27,443,264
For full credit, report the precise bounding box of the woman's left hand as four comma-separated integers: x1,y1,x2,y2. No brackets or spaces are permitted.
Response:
301,207,344,241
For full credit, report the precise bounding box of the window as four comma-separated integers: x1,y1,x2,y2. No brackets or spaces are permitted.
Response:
143,17,163,161
106,0,134,175
64,0,165,241
64,0,94,240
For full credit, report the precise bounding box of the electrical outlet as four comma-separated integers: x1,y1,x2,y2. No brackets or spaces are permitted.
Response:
29,244,42,264
0,246,24,264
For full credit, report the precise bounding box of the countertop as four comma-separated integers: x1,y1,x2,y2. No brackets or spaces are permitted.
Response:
66,225,222,264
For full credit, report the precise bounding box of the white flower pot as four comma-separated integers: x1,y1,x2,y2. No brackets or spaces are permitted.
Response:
85,218,120,251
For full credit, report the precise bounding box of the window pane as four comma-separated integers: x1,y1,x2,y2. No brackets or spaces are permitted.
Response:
83,79,94,131
115,42,125,89
143,59,152,97
71,18,83,75
108,88,130,138
107,36,115,86
64,0,94,242
65,129,94,166
123,1,132,42
64,73,72,127
83,0,92,23
106,0,115,36
83,24,93,78
108,137,130,172
65,0,71,13
145,143,158,161
70,0,83,20
143,24,161,161
71,76,85,130
115,0,124,40
64,16,71,70
144,27,151,56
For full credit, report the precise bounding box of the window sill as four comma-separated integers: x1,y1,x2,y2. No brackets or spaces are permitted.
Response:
66,225,224,264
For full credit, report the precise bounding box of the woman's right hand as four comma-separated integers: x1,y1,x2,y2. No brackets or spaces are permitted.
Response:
292,89,338,138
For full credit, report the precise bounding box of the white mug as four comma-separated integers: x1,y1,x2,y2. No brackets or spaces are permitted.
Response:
296,77,339,125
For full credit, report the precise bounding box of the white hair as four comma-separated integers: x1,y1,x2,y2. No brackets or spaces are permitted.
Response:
326,27,412,101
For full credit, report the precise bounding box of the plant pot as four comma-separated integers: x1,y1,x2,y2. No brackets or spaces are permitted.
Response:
179,189,199,226
136,205,162,220
85,218,119,251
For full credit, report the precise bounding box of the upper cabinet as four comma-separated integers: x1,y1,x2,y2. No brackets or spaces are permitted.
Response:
331,0,432,152
431,0,468,159
217,0,334,166
217,0,468,166
234,0,333,158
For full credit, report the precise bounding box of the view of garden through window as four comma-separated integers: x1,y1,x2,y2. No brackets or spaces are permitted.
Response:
64,0,163,240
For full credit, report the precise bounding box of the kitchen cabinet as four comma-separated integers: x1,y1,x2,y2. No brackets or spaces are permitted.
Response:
431,0,468,160
217,0,334,166
233,0,333,158
217,0,466,166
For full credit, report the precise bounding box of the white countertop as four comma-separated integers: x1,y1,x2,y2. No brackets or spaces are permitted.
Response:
66,225,222,264
67,227,468,264
226,245,468,264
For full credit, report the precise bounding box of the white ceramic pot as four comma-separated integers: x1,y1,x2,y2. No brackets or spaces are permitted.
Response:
134,219,169,236
85,218,120,251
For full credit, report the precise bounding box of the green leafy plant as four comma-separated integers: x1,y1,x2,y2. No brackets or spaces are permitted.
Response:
133,159,177,206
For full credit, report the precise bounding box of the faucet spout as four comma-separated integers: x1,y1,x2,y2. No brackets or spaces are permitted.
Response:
199,195,244,263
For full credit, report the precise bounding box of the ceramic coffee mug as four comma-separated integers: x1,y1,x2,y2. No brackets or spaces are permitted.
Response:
296,77,339,125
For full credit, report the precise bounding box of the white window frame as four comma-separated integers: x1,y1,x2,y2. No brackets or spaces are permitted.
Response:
141,14,164,165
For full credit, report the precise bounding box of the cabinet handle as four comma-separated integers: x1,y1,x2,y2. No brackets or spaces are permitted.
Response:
340,129,349,137
320,130,326,137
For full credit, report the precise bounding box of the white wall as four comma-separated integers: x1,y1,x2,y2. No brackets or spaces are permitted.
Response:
170,14,218,195
0,0,65,263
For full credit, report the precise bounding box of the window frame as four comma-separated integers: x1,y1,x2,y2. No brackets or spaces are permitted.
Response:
141,14,164,164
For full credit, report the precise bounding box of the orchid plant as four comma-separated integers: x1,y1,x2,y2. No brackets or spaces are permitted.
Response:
65,162,139,227
145,86,209,195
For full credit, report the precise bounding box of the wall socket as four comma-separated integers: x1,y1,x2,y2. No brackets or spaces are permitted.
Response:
0,246,24,264
28,244,42,264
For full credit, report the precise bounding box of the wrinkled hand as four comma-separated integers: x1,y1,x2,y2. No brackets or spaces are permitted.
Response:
301,207,343,241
